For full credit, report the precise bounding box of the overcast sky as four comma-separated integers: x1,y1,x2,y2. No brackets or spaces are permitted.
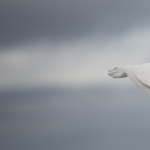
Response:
1,0,150,46
2,1,150,150
0,0,150,89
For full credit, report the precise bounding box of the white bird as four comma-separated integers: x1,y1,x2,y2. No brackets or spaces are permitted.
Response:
108,63,150,95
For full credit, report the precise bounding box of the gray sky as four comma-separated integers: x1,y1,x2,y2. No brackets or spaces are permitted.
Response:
1,1,150,150
1,0,150,47
0,0,150,89
1,86,150,150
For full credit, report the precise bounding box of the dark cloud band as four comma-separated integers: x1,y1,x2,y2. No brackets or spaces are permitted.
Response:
0,0,150,47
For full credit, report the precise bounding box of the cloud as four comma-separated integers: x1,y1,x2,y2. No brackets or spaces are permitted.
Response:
1,86,150,150
0,26,150,89
1,0,150,47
